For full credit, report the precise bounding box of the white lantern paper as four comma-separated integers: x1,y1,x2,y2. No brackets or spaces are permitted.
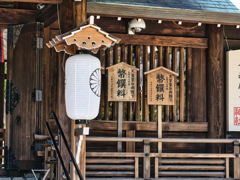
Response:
65,54,101,120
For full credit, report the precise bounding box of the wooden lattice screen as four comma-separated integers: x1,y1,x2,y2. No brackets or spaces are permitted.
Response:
95,44,206,123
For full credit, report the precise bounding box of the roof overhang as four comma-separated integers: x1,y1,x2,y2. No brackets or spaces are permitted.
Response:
87,2,240,25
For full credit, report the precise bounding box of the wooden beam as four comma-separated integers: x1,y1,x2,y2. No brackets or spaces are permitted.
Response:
4,0,62,4
87,2,240,25
116,34,207,48
37,5,58,28
0,8,40,25
87,120,208,132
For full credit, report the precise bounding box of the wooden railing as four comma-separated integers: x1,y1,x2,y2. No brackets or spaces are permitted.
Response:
86,137,240,180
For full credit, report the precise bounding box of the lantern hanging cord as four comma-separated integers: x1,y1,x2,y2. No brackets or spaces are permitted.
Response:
172,21,198,30
57,4,62,34
223,25,229,51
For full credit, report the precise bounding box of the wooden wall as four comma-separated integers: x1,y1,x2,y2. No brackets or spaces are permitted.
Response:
43,16,240,155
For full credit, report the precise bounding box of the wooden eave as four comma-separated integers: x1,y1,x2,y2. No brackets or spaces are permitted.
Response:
87,2,240,26
144,66,178,76
106,62,139,71
47,16,121,54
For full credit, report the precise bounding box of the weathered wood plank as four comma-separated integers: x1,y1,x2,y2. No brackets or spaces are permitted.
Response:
143,140,150,179
158,171,225,176
135,45,140,121
206,25,224,153
234,141,240,178
86,152,145,157
159,159,225,164
86,165,134,170
225,157,229,178
126,130,135,153
0,8,40,25
111,34,207,48
135,157,139,178
150,45,155,121
172,47,177,122
86,171,134,176
187,48,206,122
159,165,225,171
104,48,110,120
179,47,185,122
112,45,118,121
58,0,74,177
86,159,134,164
164,46,170,122
117,102,123,152
160,153,235,158
87,120,208,132
142,45,148,121
127,45,133,121
186,47,192,123
154,157,159,179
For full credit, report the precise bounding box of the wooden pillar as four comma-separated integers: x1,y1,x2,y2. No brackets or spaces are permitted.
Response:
142,45,148,121
143,139,150,179
234,141,240,178
164,46,169,122
172,47,177,122
117,102,123,152
206,25,224,153
135,45,140,121
58,0,87,180
179,47,184,122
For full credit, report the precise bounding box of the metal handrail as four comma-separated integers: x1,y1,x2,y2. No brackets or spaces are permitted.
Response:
45,112,84,180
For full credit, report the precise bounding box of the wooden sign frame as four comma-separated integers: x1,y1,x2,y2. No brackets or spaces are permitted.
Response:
107,62,139,102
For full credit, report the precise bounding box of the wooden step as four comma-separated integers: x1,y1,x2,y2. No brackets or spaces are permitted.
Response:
86,171,134,176
159,165,225,171
159,159,225,164
86,165,134,170
86,159,134,164
158,171,225,177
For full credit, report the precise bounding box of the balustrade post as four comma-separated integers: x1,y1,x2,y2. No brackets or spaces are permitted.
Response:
143,139,150,179
234,140,240,179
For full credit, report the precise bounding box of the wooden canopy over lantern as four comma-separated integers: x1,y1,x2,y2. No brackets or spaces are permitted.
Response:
46,16,121,55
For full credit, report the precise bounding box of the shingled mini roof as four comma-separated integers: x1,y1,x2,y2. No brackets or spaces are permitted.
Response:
46,16,121,55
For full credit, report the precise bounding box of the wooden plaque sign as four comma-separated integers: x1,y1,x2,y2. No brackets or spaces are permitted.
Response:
144,66,178,105
107,62,139,102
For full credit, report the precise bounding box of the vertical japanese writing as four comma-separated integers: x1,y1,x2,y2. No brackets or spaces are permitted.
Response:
117,69,126,97
156,74,165,101
111,76,113,98
169,75,173,102
131,70,135,98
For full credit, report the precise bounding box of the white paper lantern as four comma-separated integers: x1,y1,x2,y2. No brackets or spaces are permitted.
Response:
65,54,101,120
